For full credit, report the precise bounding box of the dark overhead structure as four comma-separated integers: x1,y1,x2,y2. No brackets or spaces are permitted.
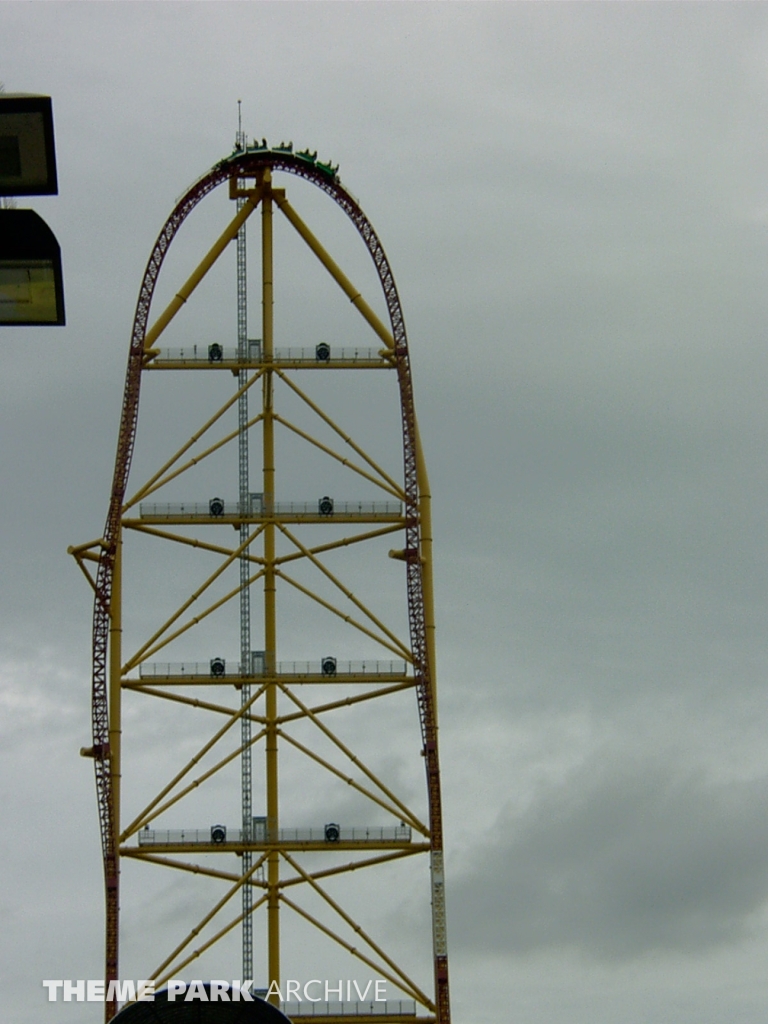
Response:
0,94,58,195
0,94,64,325
0,208,64,324
111,986,292,1024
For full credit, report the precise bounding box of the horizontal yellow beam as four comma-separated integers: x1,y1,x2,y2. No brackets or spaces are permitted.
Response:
147,359,391,371
133,512,403,525
122,672,409,686
67,537,107,556
120,840,417,855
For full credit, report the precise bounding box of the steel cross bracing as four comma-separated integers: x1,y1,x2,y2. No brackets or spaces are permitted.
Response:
71,147,451,1024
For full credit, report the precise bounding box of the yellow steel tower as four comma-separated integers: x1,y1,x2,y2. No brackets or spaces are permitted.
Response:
71,144,450,1024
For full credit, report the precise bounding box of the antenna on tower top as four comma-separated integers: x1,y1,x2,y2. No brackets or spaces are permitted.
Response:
236,99,246,150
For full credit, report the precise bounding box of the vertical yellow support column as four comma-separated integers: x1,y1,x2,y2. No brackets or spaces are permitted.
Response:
109,532,123,853
261,168,280,997
414,420,438,720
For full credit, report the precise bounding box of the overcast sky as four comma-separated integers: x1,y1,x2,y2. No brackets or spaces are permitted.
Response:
5,3,768,1023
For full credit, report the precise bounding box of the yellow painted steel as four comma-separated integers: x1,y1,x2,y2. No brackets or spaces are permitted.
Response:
275,369,405,497
122,671,408,687
275,682,427,833
147,356,393,372
275,195,395,349
153,891,270,993
128,411,265,505
281,851,431,1007
134,511,402,526
122,851,242,883
277,730,429,833
126,685,268,724
71,551,100,596
280,894,434,1011
275,569,414,661
414,418,438,719
120,683,270,841
275,522,411,658
273,412,405,499
69,537,108,555
274,522,406,566
125,370,264,510
123,564,266,670
122,527,266,671
123,841,417,857
123,725,268,839
276,681,416,722
261,168,281,1000
122,522,266,565
277,847,428,888
126,681,415,724
150,856,269,981
75,157,445,1019
143,195,261,352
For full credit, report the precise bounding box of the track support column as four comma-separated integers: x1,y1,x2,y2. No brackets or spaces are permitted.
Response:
261,168,280,999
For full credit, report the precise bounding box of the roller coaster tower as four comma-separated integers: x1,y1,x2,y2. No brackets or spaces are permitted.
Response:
70,141,450,1024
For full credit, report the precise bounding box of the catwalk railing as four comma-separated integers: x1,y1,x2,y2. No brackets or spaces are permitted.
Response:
137,659,408,679
137,500,403,518
278,1001,417,1018
148,344,387,365
137,825,413,847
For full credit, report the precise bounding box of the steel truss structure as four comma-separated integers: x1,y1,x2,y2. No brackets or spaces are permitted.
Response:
71,146,450,1024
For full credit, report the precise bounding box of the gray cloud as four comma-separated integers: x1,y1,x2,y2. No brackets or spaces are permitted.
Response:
451,753,768,959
